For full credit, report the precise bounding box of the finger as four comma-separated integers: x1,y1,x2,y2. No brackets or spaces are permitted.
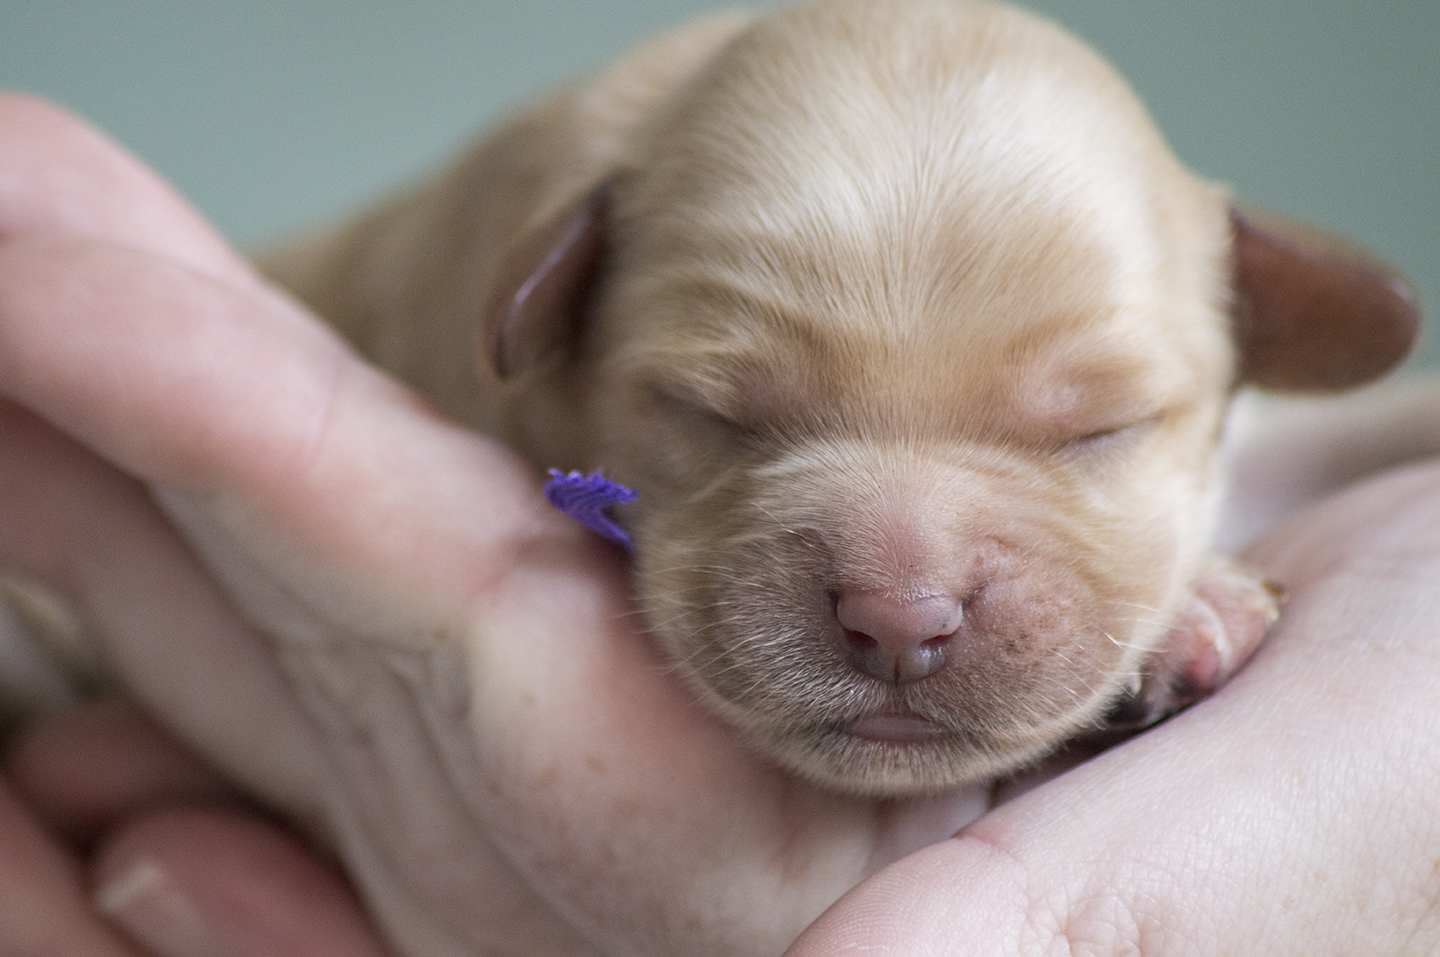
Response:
6,698,234,842
94,808,391,957
0,97,556,624
0,236,558,623
0,776,137,956
0,398,326,814
0,93,252,288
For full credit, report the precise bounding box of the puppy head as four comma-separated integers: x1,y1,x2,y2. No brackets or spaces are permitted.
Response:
486,0,1418,793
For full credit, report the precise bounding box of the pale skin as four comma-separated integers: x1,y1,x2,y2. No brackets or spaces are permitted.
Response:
2,93,1438,956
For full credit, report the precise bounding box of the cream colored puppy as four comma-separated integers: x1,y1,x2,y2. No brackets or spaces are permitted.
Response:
261,0,1417,794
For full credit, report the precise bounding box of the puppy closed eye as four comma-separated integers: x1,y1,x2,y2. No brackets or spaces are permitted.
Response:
650,387,758,452
1060,415,1161,461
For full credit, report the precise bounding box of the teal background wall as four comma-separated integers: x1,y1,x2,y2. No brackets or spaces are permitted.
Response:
3,1,1436,367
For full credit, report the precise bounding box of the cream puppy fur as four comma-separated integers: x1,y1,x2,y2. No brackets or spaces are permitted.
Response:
260,0,1417,794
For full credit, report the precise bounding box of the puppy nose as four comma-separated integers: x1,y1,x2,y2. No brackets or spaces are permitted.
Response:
835,590,963,684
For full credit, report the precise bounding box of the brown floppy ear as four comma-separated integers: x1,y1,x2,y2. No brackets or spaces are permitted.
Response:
484,184,609,380
1231,208,1420,391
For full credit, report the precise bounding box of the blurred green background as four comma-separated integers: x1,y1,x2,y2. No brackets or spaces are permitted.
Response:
3,0,1436,366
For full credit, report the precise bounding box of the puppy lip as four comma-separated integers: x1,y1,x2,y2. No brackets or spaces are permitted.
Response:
844,709,951,743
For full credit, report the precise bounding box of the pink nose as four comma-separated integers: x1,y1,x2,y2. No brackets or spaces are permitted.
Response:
835,590,964,684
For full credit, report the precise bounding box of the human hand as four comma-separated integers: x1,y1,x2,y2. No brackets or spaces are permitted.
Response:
9,91,1438,957
0,94,989,955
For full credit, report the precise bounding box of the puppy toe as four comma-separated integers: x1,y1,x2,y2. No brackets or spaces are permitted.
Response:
1104,560,1282,731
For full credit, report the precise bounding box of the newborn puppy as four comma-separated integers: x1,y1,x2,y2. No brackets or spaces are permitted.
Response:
260,0,1418,794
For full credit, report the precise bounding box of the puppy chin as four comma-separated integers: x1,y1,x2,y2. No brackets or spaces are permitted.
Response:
699,684,1109,796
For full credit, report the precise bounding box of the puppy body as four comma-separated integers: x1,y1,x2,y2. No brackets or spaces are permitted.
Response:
261,0,1414,794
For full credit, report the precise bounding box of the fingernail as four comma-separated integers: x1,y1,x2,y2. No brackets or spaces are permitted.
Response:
96,858,225,957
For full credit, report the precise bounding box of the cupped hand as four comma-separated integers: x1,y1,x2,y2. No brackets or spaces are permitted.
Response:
0,94,988,956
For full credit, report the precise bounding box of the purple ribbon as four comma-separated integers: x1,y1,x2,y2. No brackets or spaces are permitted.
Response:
543,469,638,549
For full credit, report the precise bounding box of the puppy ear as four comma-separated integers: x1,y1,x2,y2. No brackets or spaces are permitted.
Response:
485,184,609,379
1231,208,1420,391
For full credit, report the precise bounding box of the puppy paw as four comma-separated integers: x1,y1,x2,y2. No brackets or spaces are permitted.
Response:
1104,560,1283,730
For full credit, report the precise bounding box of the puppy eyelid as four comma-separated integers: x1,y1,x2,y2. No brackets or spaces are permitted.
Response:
650,386,755,441
1078,422,1136,442
1064,413,1161,454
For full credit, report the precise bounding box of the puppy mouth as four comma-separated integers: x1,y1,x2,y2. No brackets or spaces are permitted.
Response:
843,707,952,743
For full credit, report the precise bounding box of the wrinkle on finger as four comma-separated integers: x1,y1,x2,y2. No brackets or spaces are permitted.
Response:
943,829,1145,957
